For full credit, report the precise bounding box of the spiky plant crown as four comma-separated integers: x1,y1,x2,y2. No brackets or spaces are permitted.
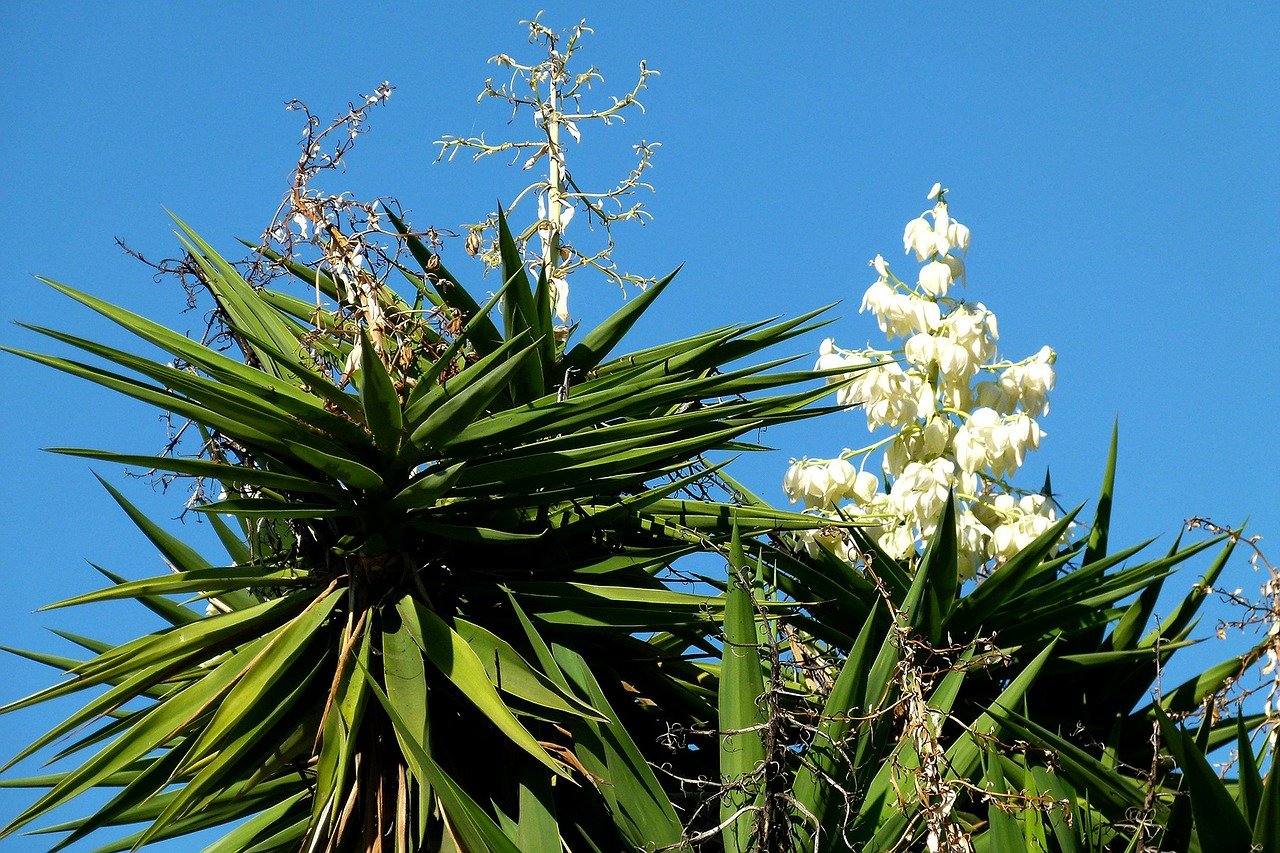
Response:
0,205,860,851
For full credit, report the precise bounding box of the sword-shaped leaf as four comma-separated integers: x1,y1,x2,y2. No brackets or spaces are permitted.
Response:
1084,420,1119,566
356,327,404,456
560,267,679,376
719,524,766,853
366,673,523,853
453,619,604,720
554,646,687,850
395,597,565,776
1154,705,1252,851
409,339,541,450
496,207,546,402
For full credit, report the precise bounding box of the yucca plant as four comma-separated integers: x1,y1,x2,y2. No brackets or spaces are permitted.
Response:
0,205,860,851
694,436,1268,853
3,224,1270,853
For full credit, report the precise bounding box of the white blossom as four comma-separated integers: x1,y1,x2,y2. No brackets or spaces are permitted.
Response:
850,469,880,505
784,460,828,508
861,282,942,339
783,458,861,509
848,363,934,431
989,494,1058,562
826,457,858,502
889,458,955,528
815,337,849,373
795,527,846,560
935,338,975,382
932,204,950,239
957,511,993,579
975,379,1017,415
952,408,1041,478
999,346,1056,415
918,260,953,297
904,216,939,261
878,519,919,561
904,332,938,368
884,417,952,476
941,254,965,285
783,462,802,503
944,304,998,364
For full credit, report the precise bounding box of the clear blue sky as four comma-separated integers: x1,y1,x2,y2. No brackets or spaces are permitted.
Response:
2,3,1277,848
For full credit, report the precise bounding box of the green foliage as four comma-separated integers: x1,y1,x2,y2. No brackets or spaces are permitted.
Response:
1,210,1268,853
0,210,849,851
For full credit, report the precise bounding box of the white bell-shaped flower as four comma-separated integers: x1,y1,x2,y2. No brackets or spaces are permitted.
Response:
815,337,846,373
975,379,1018,415
1021,346,1056,414
782,460,805,505
904,332,938,368
918,260,953,297
941,254,965,285
934,338,974,383
825,457,858,504
932,204,951,240
946,305,998,364
878,521,919,560
828,349,875,407
903,216,937,261
956,511,993,579
953,407,1000,473
858,366,935,432
889,458,955,528
803,465,831,509
884,416,953,477
863,284,942,339
860,280,897,327
851,470,880,505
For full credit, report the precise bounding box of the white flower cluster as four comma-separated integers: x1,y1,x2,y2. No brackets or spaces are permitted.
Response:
786,183,1063,577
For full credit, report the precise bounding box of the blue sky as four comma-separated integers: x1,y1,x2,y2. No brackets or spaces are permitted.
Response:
2,3,1277,848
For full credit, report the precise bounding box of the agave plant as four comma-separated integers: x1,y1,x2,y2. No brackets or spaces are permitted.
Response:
0,207,859,851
